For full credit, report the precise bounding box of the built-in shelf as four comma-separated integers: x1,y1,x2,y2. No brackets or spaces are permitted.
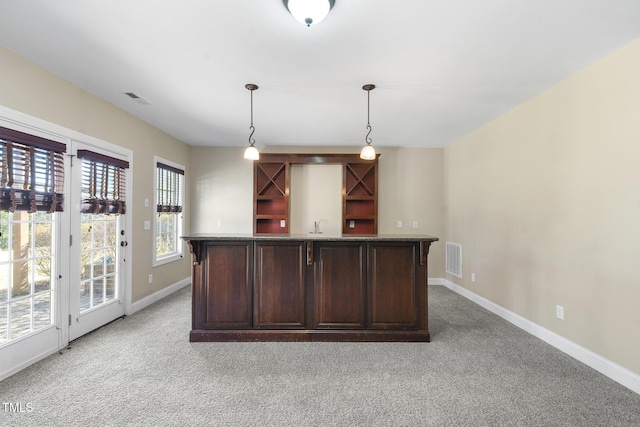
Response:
254,161,289,234
343,159,378,234
253,154,378,235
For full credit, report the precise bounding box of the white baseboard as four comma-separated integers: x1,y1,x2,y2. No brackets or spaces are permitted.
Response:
128,277,191,315
430,278,640,396
1,346,59,382
0,328,61,382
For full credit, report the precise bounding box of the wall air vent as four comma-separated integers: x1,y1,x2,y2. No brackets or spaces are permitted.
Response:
124,92,151,105
446,242,462,278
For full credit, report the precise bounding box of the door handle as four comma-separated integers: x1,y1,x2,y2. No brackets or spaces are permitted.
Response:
306,241,313,265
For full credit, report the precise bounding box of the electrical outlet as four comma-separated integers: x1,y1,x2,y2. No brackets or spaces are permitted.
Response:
144,220,150,230
413,221,418,229
349,220,355,228
556,305,564,320
144,198,149,208
397,220,403,228
217,219,223,227
280,219,286,228
148,274,153,284
471,273,476,282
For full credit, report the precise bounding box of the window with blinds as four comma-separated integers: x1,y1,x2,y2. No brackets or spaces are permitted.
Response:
154,160,184,265
0,126,66,213
77,150,129,215
156,162,184,213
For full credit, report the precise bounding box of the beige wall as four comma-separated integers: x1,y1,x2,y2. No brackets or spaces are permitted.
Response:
445,38,640,375
190,145,445,277
189,146,254,233
0,45,191,303
290,164,343,235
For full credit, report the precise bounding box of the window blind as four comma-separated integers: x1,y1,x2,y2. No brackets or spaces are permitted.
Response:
77,150,129,215
0,126,66,213
156,162,183,213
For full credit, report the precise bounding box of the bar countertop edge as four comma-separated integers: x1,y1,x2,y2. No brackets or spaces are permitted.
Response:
182,233,439,242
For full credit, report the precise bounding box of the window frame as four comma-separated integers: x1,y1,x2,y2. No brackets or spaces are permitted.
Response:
153,156,185,267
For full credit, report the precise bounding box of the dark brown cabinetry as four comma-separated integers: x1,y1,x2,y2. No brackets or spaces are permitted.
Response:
313,242,367,329
187,235,438,342
191,241,253,330
254,161,289,233
343,161,377,234
368,242,423,330
254,240,305,328
252,154,378,235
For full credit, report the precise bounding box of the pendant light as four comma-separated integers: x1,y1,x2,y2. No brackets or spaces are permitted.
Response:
360,84,376,160
283,0,335,27
243,84,260,160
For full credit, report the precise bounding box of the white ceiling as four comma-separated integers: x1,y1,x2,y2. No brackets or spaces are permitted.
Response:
1,1,639,149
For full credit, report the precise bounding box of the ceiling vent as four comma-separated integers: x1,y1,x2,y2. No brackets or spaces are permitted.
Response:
124,92,151,105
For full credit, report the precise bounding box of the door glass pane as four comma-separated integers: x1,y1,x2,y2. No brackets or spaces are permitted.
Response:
34,220,52,258
0,211,8,252
0,263,8,303
10,298,32,339
105,220,116,248
0,213,7,305
93,220,105,248
80,281,91,311
34,258,51,293
0,304,7,344
81,252,92,281
105,247,116,274
34,293,51,329
11,259,31,298
12,221,32,259
79,213,118,313
93,249,106,277
106,275,116,300
93,278,105,306
81,217,92,248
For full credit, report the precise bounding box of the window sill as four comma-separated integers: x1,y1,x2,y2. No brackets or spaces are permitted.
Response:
153,253,184,267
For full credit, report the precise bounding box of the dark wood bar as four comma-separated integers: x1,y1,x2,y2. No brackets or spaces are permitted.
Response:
184,234,438,342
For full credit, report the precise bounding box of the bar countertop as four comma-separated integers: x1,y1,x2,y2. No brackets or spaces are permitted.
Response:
182,233,439,242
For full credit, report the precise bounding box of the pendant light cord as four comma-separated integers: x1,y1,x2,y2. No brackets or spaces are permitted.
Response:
365,88,373,146
248,89,256,147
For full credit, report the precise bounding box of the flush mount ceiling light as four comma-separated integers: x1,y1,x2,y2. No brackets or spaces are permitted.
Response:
283,0,335,27
243,84,260,161
360,84,376,160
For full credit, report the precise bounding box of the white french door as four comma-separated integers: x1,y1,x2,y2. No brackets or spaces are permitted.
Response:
68,141,127,341
0,109,133,380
